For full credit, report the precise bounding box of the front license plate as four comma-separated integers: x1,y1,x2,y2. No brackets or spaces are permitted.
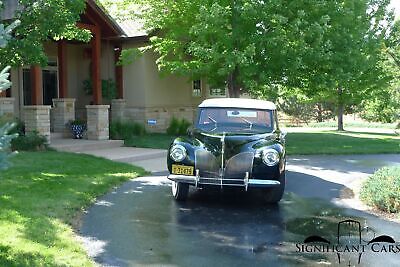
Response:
172,165,194,175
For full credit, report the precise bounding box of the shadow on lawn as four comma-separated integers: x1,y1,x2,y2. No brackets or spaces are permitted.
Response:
0,244,60,267
343,130,398,137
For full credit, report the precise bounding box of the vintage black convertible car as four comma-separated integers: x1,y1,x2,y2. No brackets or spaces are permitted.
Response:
167,98,286,203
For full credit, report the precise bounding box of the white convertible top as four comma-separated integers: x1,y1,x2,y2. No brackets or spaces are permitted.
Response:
199,98,276,110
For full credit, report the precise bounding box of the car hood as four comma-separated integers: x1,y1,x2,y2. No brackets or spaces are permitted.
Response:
192,129,277,155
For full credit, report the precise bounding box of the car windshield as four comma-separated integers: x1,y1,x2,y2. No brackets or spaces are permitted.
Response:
196,107,274,134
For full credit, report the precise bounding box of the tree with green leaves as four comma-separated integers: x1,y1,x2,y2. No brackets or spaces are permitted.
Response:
0,0,91,67
104,0,342,97
104,0,394,131
362,19,400,125
301,0,393,131
0,7,19,170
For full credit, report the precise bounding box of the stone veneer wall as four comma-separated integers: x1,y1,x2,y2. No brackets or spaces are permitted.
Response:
111,99,126,122
125,106,197,133
51,98,75,133
86,105,110,140
0,98,15,118
23,106,51,142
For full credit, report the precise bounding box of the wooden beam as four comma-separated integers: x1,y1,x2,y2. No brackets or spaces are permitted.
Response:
91,26,102,105
114,46,123,99
58,40,68,98
30,65,42,105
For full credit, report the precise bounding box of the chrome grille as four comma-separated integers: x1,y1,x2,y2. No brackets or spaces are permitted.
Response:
195,150,219,178
224,152,254,179
194,149,254,187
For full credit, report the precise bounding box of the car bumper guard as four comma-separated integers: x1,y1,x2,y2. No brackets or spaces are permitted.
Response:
168,171,280,191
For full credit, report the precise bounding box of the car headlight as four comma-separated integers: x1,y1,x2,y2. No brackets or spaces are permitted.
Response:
261,149,280,166
170,144,187,162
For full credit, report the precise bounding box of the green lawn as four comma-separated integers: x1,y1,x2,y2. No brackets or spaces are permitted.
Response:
125,131,400,155
0,151,147,267
286,131,400,155
304,121,397,129
125,133,175,150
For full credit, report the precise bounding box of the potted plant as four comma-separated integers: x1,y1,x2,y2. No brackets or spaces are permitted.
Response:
68,119,86,139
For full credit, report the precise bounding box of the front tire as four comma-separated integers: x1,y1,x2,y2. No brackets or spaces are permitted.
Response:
171,181,189,201
259,171,286,204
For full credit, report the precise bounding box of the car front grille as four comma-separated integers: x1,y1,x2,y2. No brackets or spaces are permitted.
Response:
195,149,254,186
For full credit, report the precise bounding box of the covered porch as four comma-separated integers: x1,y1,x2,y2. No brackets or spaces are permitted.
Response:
0,0,127,143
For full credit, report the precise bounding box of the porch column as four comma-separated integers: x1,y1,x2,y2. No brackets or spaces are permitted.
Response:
92,26,102,105
58,40,68,98
77,22,102,105
86,105,110,140
23,105,51,143
114,46,123,99
30,65,43,105
24,65,51,142
52,98,75,134
112,45,125,122
53,40,76,134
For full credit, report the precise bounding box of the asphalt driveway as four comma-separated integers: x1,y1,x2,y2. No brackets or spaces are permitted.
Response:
79,154,400,267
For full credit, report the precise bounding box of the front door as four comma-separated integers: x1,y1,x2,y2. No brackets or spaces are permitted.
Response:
42,69,58,105
23,60,58,106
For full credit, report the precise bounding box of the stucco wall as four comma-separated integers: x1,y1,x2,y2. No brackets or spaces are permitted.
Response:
121,43,147,108
121,43,208,131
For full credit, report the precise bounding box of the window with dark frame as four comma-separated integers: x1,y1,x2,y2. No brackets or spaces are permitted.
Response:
193,80,201,97
209,87,226,97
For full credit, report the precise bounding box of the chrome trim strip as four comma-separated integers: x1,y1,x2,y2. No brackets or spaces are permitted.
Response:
245,172,249,191
248,179,280,186
195,169,200,188
221,132,225,189
167,175,280,187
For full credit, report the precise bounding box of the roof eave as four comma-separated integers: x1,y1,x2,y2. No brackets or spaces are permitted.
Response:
86,0,125,37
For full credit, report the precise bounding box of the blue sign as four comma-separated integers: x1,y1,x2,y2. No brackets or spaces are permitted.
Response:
147,119,157,125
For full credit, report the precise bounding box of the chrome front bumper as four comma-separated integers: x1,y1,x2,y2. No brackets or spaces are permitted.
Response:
167,172,280,191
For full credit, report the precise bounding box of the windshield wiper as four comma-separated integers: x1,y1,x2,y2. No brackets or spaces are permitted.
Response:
208,116,217,131
239,117,253,130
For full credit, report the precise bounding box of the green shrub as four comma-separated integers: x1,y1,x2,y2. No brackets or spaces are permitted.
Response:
0,116,25,135
83,79,117,100
11,131,48,151
166,117,191,136
110,121,146,140
360,166,400,213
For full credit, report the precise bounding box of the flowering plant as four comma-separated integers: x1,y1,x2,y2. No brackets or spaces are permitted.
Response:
68,120,86,139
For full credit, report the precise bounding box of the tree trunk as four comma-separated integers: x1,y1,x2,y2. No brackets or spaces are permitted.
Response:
316,103,323,122
337,87,344,131
227,67,240,98
227,0,241,98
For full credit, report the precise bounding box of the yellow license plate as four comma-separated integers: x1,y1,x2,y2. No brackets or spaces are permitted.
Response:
172,165,194,175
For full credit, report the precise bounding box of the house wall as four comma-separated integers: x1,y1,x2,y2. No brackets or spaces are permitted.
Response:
121,43,208,132
68,41,116,119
